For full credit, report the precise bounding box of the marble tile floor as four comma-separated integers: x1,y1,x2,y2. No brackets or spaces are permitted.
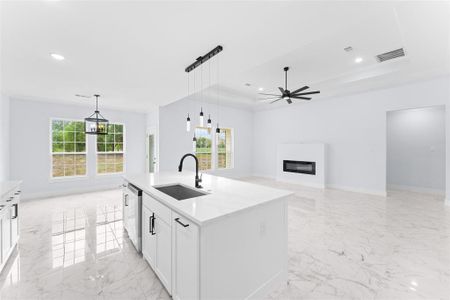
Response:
0,179,449,299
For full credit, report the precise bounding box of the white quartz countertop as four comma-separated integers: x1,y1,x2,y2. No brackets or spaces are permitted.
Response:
0,181,21,198
124,172,292,226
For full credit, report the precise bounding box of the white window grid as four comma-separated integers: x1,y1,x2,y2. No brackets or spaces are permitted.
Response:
49,118,87,179
96,123,126,175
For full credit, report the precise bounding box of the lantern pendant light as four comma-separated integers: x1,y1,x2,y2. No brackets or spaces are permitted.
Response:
186,113,191,132
199,107,204,127
85,94,109,135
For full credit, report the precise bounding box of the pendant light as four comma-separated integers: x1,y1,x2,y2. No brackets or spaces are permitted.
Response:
216,52,221,135
186,72,191,132
192,135,197,152
207,114,212,128
199,107,204,127
186,113,191,132
84,94,109,135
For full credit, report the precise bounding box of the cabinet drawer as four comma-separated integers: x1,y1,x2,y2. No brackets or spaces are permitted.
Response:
143,193,171,225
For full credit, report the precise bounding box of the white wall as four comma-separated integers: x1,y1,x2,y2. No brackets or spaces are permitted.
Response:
252,76,450,196
387,106,445,194
9,98,147,199
159,97,253,178
0,94,10,181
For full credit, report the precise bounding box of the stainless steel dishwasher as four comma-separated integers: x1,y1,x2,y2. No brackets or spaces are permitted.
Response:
123,182,142,252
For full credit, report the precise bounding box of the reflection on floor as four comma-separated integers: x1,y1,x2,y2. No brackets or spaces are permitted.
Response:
0,180,449,299
0,189,169,300
242,177,450,300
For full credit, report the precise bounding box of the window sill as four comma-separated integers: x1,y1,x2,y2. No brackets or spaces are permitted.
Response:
96,172,125,177
49,175,88,183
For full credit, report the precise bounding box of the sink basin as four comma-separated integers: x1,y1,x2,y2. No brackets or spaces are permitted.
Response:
154,184,207,201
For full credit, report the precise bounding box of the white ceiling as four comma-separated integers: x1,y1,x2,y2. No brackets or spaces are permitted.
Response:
1,1,449,112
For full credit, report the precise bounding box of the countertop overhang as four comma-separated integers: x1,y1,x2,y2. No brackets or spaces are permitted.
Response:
0,181,22,199
123,172,293,226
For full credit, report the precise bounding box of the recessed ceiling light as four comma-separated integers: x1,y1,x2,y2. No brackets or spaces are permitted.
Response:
258,87,264,91
355,57,363,63
50,53,65,61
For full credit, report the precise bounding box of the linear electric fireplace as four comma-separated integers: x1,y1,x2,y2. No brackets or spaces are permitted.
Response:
283,160,316,175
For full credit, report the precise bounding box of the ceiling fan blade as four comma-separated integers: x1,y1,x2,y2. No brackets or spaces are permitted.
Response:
258,93,281,97
286,98,293,104
290,86,309,94
258,97,281,101
270,98,282,104
293,90,320,96
278,87,285,94
291,96,311,100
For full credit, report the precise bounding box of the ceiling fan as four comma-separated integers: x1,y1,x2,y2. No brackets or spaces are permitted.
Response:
259,67,320,104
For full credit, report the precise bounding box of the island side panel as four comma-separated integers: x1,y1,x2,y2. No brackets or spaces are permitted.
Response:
199,196,288,300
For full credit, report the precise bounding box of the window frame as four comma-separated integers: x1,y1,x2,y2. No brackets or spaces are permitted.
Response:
95,122,126,176
49,118,88,181
194,126,214,171
194,126,234,171
215,127,234,170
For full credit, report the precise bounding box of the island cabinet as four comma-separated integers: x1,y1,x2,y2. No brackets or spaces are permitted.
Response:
0,181,21,273
140,189,288,300
172,213,199,300
142,193,173,293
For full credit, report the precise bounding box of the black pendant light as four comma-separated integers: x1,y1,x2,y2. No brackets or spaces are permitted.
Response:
186,113,191,132
192,134,197,152
207,114,212,128
85,94,109,135
199,107,204,127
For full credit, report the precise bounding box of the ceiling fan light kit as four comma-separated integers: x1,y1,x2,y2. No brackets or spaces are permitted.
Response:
259,66,320,104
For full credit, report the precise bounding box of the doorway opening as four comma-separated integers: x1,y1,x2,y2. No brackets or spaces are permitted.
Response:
148,134,155,173
386,105,446,196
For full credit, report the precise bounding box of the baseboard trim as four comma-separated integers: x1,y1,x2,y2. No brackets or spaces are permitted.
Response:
325,184,387,197
246,270,287,300
387,184,445,196
21,184,121,201
276,178,325,189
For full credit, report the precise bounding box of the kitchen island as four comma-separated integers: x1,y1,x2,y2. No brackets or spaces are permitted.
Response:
123,172,292,300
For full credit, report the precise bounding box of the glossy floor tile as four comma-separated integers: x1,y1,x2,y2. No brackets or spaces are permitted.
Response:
0,189,170,300
242,178,450,300
1,181,449,300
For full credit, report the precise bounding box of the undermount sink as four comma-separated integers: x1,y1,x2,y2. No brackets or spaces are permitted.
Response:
154,184,208,201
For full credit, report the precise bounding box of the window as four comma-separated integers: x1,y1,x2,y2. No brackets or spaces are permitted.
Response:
195,127,212,170
51,120,87,178
194,127,233,171
96,124,125,174
217,128,233,169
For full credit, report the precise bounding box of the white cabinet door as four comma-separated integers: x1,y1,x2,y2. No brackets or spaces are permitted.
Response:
155,217,171,292
123,192,130,232
142,205,156,267
172,213,199,300
1,207,11,263
10,203,18,247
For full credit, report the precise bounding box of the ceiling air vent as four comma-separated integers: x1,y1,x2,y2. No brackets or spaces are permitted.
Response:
375,48,405,62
